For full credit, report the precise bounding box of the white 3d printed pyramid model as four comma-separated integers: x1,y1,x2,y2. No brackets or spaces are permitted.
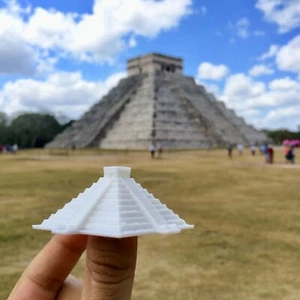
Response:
33,166,194,238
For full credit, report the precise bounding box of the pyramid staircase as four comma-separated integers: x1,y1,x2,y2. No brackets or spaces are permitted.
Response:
168,76,224,147
169,74,249,145
47,70,268,149
46,74,144,148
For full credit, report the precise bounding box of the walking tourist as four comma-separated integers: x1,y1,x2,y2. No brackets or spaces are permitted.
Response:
266,145,274,164
237,144,244,155
227,144,233,159
157,143,163,158
286,146,295,164
250,145,256,156
149,143,156,159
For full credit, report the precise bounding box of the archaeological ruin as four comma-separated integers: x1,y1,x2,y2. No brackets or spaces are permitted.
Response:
47,53,268,149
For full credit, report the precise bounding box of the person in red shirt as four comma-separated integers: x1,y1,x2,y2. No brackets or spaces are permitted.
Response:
267,145,274,164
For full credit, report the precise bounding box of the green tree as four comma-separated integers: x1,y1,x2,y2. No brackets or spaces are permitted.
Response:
264,129,300,144
9,113,63,148
0,112,9,145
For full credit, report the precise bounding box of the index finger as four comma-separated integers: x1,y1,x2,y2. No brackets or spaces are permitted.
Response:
8,234,87,300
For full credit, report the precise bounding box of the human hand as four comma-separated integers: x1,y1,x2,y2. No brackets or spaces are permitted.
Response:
8,235,138,300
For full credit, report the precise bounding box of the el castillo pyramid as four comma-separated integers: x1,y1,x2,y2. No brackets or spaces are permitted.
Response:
47,53,268,149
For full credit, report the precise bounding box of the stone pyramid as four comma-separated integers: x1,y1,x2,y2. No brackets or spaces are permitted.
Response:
33,166,193,238
47,53,268,149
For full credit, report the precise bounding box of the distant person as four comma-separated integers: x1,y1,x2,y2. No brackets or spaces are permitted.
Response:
284,146,290,162
149,143,156,159
4,145,10,153
157,143,163,158
250,145,256,156
237,144,244,155
227,145,233,159
12,144,18,154
263,144,268,161
259,145,264,155
286,146,295,164
266,145,274,164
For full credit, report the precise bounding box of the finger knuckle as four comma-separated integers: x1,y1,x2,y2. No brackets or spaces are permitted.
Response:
86,252,134,285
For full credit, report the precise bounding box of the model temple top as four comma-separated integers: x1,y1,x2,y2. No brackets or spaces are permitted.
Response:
33,166,194,238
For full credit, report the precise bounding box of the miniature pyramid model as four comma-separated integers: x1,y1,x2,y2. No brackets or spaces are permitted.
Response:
33,166,194,238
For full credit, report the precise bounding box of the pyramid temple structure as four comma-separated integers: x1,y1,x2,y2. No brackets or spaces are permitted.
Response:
47,53,268,149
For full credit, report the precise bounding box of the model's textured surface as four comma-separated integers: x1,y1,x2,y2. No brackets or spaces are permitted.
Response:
47,53,268,149
33,166,194,238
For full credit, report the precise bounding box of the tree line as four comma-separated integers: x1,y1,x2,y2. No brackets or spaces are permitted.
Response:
0,112,73,149
263,129,300,145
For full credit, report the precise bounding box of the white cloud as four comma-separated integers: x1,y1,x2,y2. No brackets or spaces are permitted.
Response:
222,74,300,110
197,69,299,129
257,106,300,129
0,71,127,119
228,17,265,40
258,44,279,61
0,32,36,75
0,1,36,75
197,62,229,81
256,0,300,33
27,0,192,62
229,18,250,39
0,0,192,74
269,77,299,90
35,53,58,75
258,37,300,75
249,64,274,77
222,73,266,105
2,0,31,16
265,106,300,119
24,7,77,50
220,72,300,129
276,35,300,73
235,18,250,39
128,36,137,48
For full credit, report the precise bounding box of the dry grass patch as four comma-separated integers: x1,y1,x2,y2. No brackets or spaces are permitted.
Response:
0,149,299,299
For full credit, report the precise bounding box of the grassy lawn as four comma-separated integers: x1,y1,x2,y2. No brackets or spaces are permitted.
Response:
0,148,299,299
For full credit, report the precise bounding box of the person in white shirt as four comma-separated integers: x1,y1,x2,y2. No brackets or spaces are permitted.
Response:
149,143,156,159
237,144,244,155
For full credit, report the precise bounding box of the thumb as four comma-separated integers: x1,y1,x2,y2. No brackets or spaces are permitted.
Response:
81,236,138,300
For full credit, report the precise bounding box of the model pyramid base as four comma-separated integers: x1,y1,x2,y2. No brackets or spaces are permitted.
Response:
32,224,194,238
33,166,194,238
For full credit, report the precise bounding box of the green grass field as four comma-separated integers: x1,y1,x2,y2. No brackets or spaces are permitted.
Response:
0,148,300,299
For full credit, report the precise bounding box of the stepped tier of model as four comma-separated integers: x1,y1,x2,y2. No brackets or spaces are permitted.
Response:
33,166,193,238
47,53,268,149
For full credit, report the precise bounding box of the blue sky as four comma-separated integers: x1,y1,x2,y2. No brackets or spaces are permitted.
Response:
0,0,300,130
